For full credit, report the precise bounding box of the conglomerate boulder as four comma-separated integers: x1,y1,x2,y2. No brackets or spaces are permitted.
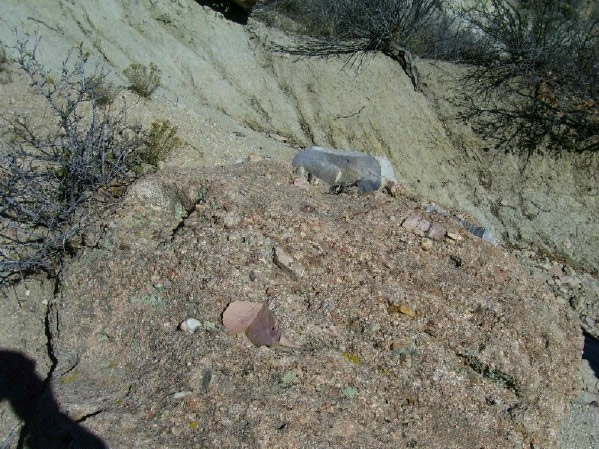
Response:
48,161,581,448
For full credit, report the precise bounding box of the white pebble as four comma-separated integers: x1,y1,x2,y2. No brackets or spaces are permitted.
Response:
179,318,202,334
173,391,192,399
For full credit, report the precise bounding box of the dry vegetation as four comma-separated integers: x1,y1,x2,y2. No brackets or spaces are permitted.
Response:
0,38,167,285
254,0,598,154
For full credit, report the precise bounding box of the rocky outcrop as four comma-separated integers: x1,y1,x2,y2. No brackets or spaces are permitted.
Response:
49,161,581,448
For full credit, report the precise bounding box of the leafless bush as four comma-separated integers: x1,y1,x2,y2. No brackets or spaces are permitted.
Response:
255,0,597,154
454,0,598,154
0,37,144,286
253,0,443,88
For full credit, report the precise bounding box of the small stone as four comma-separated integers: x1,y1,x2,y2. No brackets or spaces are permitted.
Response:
293,176,310,188
223,212,241,229
570,296,582,309
179,318,202,335
399,304,416,318
400,353,413,368
550,264,564,278
273,246,305,278
173,391,193,399
421,239,433,251
249,271,257,281
390,341,408,351
493,266,509,283
427,223,447,241
247,152,263,162
561,276,581,289
388,304,416,318
294,166,307,178
447,232,463,241
25,289,31,297
555,295,567,305
386,181,407,197
586,316,596,328
554,278,562,286
402,215,431,237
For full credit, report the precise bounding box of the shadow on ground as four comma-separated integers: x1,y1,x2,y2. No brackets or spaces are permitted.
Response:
0,350,107,449
583,332,599,379
194,0,249,23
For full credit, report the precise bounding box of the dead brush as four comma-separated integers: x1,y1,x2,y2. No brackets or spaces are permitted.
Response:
0,36,144,286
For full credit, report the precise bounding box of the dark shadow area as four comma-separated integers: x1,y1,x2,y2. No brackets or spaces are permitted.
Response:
194,0,250,24
583,331,599,379
0,350,107,449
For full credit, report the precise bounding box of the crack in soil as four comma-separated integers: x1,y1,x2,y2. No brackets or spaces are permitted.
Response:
75,410,104,424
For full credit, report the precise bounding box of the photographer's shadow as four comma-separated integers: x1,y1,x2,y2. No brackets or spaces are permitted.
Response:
0,349,107,449
583,332,599,379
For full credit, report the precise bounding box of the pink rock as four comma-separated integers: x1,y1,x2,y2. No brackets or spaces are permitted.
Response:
293,177,310,189
222,301,282,347
493,266,509,283
427,223,447,241
401,215,431,236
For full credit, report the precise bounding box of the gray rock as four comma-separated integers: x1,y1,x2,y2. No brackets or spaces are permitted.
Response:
401,215,431,237
173,391,193,399
273,246,305,279
292,146,396,194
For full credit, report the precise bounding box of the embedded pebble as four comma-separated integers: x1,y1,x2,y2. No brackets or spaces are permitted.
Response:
386,181,407,197
173,391,193,399
388,304,416,318
293,176,310,188
179,318,202,334
427,223,447,241
421,239,433,251
402,215,431,236
273,246,305,278
447,231,463,241
247,152,263,162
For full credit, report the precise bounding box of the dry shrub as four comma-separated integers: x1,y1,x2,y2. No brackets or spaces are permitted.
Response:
0,37,144,285
123,62,161,98
139,119,182,166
